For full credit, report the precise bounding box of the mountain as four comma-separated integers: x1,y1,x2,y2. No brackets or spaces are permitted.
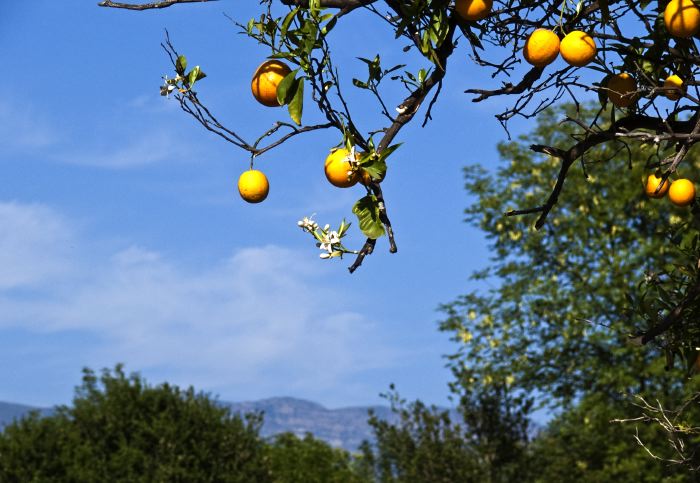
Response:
227,397,398,451
0,402,53,429
0,397,396,451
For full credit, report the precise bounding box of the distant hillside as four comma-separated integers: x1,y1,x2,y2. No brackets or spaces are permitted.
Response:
227,397,398,451
0,402,53,429
0,397,397,451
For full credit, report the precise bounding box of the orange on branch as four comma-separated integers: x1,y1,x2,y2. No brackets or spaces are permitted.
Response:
607,73,637,108
645,174,669,198
251,60,292,107
664,0,700,38
238,169,270,203
669,178,696,206
523,29,560,67
325,148,360,188
664,74,685,100
559,31,597,67
455,0,492,21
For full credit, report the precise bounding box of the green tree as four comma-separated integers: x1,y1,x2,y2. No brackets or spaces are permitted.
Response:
358,384,529,482
266,432,369,483
0,365,271,482
442,104,700,407
357,104,700,482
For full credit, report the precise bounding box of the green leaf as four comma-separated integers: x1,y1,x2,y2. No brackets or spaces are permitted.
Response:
361,157,387,181
352,195,385,239
352,78,369,89
276,68,300,105
321,15,337,35
187,66,201,88
288,78,304,125
281,7,299,38
175,55,187,75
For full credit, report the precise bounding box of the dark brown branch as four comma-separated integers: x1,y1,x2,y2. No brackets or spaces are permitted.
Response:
506,114,699,229
466,65,545,102
280,0,376,7
348,238,376,273
376,19,457,153
639,279,700,345
98,0,216,10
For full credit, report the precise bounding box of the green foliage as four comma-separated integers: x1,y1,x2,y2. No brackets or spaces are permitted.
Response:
0,365,272,482
353,195,385,239
441,103,700,408
358,384,529,483
267,432,369,483
0,366,379,482
528,393,690,482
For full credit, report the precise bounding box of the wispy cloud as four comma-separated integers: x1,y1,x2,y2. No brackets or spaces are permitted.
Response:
0,101,58,153
0,201,396,402
55,129,189,168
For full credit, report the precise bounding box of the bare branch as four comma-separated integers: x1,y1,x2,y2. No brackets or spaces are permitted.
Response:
98,0,216,10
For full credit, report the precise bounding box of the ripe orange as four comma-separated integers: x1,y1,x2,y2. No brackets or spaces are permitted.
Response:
523,29,560,67
664,0,700,38
669,178,696,206
238,169,269,203
645,174,669,198
664,74,685,100
325,148,359,188
251,60,292,107
455,0,492,21
559,31,597,67
607,73,637,108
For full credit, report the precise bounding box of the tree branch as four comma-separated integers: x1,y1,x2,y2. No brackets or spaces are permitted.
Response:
98,0,216,10
506,114,699,229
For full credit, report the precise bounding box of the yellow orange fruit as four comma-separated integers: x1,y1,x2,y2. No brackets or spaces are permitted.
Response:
664,0,700,38
607,73,637,108
523,29,560,67
238,169,270,203
251,60,292,107
645,174,670,198
455,0,493,21
669,178,696,206
325,148,359,188
664,74,685,100
559,31,597,67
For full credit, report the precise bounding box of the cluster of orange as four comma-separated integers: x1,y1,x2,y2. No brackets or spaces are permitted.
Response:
645,174,696,206
238,60,380,203
520,0,698,107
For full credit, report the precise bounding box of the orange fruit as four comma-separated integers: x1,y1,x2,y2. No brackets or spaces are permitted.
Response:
559,31,597,67
455,0,492,21
238,169,269,203
664,0,700,38
523,29,560,67
251,60,292,107
645,174,669,198
325,148,359,188
607,73,637,108
664,74,685,100
669,178,696,206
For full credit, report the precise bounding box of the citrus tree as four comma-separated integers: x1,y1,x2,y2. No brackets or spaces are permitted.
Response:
99,0,700,275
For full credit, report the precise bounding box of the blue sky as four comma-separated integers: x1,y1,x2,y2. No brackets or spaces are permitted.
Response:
0,2,534,409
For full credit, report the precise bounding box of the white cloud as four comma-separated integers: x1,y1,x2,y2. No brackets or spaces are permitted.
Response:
0,202,74,290
0,201,395,401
